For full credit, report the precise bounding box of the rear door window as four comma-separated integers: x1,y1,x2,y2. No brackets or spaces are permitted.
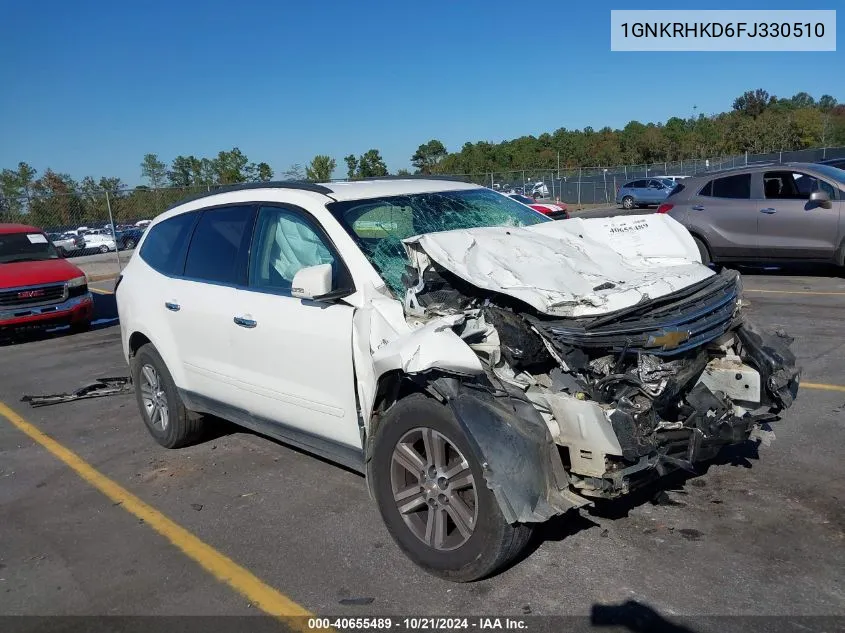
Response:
139,212,197,275
712,174,751,199
183,205,255,285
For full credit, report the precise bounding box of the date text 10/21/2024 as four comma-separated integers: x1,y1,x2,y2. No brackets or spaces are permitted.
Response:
306,617,528,630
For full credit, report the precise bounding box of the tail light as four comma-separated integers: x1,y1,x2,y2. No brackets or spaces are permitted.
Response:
657,203,674,214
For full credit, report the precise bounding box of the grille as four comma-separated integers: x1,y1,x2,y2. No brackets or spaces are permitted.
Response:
0,283,66,309
531,269,741,357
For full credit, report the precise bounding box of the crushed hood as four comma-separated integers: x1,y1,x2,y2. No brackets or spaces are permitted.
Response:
404,214,714,317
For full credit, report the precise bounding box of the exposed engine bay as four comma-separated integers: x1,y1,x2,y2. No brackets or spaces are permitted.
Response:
376,215,801,509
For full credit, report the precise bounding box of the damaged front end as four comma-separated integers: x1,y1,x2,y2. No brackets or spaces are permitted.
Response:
389,221,800,515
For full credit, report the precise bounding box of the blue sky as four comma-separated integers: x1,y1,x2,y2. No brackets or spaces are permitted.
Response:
0,0,841,185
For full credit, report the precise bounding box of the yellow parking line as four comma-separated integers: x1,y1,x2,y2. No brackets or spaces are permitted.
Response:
802,382,845,393
745,289,845,296
0,401,316,628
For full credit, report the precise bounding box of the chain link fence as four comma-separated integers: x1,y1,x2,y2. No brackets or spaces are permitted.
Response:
2,145,843,282
445,145,845,205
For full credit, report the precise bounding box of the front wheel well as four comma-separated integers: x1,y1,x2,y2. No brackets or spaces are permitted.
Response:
128,332,151,357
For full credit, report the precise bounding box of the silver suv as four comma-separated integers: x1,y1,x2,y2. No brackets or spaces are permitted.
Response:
661,163,845,266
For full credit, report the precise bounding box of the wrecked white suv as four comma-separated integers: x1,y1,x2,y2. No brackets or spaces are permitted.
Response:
116,179,799,581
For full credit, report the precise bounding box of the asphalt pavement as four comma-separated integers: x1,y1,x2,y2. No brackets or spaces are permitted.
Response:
1,260,844,630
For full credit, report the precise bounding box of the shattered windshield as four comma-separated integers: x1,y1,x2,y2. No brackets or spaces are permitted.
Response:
328,188,549,295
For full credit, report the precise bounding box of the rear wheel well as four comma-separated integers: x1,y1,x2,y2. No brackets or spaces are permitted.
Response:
129,332,151,357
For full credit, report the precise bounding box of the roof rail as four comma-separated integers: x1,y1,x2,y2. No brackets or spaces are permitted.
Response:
165,180,333,211
340,175,472,183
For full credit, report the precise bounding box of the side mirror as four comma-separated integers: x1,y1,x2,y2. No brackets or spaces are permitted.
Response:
810,190,833,209
291,264,333,300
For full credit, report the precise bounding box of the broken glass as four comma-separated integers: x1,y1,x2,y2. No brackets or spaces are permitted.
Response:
328,189,549,295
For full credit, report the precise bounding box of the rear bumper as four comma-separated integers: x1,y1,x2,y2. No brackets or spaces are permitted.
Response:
0,293,94,330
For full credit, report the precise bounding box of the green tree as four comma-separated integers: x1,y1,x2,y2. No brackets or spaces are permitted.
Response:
168,155,194,187
357,149,388,177
214,147,250,184
411,139,447,174
395,168,411,176
245,161,274,182
818,95,838,111
732,89,771,118
305,155,336,181
344,154,358,179
140,153,167,189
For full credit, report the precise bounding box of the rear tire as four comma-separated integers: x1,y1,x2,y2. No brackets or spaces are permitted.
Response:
371,393,533,582
130,343,204,448
622,196,634,210
125,238,136,249
693,236,712,265
98,245,109,254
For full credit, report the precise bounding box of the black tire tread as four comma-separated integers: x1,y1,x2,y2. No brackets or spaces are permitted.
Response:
131,343,204,449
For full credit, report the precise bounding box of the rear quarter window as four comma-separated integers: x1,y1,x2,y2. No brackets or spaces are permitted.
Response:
139,212,197,275
712,174,751,199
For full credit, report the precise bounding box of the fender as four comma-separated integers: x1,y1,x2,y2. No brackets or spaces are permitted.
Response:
365,373,589,524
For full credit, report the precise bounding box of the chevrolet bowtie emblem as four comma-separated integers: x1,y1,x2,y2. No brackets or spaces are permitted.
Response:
647,329,692,350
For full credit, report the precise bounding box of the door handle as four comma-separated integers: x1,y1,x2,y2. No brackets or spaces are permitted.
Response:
165,301,180,312
759,208,777,214
691,205,705,211
233,315,257,329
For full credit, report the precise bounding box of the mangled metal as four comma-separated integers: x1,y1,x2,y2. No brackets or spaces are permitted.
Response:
358,213,800,521
21,377,132,407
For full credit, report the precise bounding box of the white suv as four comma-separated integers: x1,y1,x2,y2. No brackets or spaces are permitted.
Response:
117,179,798,581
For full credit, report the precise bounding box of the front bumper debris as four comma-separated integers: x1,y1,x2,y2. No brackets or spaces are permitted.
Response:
21,377,132,407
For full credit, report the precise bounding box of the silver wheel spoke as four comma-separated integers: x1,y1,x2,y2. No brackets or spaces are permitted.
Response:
422,429,446,471
393,442,426,476
150,405,160,427
425,508,447,549
141,365,157,390
448,471,474,491
446,494,475,538
395,491,427,515
159,404,169,430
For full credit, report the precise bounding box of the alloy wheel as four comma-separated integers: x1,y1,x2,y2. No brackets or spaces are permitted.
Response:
390,427,478,551
140,364,169,431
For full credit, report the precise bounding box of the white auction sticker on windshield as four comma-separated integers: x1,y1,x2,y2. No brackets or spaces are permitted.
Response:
27,234,48,244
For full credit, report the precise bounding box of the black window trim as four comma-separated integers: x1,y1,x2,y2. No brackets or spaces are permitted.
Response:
244,202,356,299
138,210,202,277
169,203,258,289
709,173,752,200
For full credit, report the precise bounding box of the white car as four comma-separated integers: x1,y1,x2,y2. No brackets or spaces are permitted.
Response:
116,179,798,581
83,233,117,253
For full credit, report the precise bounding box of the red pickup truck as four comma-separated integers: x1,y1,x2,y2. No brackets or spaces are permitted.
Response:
0,223,94,334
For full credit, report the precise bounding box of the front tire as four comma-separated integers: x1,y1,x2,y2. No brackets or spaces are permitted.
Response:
371,393,533,582
98,245,109,254
622,196,634,209
124,238,136,249
130,343,204,448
